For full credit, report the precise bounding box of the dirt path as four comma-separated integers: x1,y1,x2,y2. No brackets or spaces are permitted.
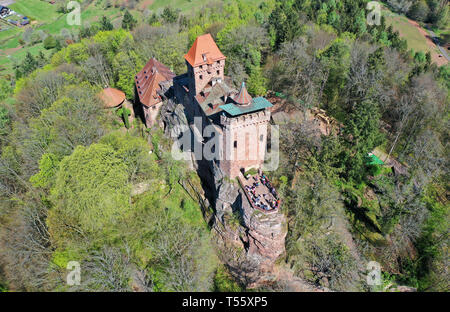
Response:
407,19,448,66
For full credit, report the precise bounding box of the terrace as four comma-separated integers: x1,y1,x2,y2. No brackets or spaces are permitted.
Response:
238,172,281,213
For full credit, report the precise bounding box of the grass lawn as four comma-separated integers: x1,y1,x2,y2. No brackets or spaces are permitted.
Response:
0,26,21,43
381,5,447,66
9,0,60,22
0,1,124,77
383,9,432,53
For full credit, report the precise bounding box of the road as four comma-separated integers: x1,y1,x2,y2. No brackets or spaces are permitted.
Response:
426,27,450,61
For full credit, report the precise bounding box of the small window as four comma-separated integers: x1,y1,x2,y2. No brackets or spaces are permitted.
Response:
234,141,237,148
199,75,203,80
260,134,264,142
216,70,220,75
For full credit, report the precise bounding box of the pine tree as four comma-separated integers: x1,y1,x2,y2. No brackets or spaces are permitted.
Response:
16,52,38,79
122,10,137,30
100,15,114,31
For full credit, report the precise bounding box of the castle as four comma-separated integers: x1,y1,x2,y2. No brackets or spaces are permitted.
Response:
135,35,285,279
135,34,273,180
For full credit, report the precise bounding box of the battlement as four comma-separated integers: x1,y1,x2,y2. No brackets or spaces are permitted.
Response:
220,110,271,128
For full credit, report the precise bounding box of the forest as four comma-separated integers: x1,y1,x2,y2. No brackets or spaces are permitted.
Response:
0,0,448,292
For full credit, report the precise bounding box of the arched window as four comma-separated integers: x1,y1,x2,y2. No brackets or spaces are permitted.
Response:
234,140,237,148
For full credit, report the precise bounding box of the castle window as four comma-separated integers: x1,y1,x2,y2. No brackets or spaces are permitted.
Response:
260,134,264,141
199,75,203,80
234,141,237,148
216,70,220,75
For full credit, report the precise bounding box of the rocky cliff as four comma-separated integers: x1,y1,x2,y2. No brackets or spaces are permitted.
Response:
212,177,287,288
160,99,288,288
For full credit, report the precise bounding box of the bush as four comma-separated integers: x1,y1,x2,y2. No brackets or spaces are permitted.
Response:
43,35,57,50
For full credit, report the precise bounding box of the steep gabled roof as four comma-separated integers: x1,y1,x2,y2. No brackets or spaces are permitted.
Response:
99,87,126,108
135,58,175,107
233,82,252,105
184,33,226,67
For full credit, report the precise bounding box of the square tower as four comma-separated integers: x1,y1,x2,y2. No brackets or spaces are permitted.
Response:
184,34,226,97
218,83,273,178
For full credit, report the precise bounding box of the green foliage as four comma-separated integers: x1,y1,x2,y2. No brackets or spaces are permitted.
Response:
100,15,114,31
408,0,430,22
0,105,10,136
29,153,59,189
342,99,384,183
116,106,131,128
113,51,142,99
0,80,12,101
268,1,302,48
43,35,57,50
49,143,131,241
15,52,38,79
213,266,242,292
122,10,137,31
161,6,180,24
247,66,267,96
99,131,156,182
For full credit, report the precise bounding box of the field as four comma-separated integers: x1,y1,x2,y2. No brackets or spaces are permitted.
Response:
382,5,448,66
9,0,61,21
0,0,125,76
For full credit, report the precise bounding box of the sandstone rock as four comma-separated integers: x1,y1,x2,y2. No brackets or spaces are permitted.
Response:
211,178,287,288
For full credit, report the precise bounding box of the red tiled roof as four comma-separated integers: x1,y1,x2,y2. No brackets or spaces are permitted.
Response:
184,33,226,67
135,58,175,107
233,82,252,105
99,87,126,108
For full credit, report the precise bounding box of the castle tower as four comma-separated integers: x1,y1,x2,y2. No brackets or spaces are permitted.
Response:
184,34,226,97
219,82,273,179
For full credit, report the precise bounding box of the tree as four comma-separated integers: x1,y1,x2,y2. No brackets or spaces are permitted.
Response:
268,1,302,49
48,143,131,242
160,6,179,24
122,10,137,30
408,0,430,22
43,35,57,50
0,106,9,137
343,99,384,182
100,15,114,31
15,52,38,79
29,153,59,189
0,80,12,101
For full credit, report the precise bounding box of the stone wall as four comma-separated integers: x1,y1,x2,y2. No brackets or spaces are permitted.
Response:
143,102,162,127
187,59,225,97
219,110,271,178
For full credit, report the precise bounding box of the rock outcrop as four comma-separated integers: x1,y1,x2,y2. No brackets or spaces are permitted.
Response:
160,98,288,288
211,176,287,288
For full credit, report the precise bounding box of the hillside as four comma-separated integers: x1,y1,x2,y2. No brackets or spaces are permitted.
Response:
0,0,448,293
